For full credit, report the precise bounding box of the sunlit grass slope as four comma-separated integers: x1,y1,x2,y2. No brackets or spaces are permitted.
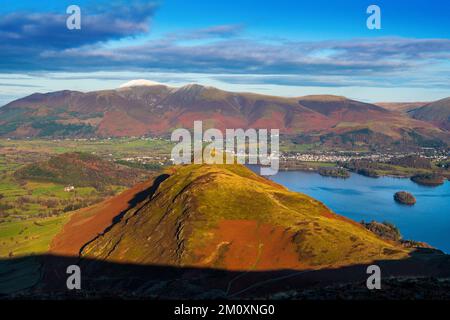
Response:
82,164,410,270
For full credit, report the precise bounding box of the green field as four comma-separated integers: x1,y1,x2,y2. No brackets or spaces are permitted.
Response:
279,141,317,153
0,137,174,158
0,174,103,257
0,173,123,218
0,214,71,257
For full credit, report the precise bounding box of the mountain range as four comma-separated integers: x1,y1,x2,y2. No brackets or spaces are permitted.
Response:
0,82,448,148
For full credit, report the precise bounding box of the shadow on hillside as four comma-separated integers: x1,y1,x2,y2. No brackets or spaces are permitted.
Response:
111,173,170,226
1,249,449,299
73,174,171,257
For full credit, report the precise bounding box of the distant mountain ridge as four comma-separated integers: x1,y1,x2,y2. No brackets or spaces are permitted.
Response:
407,97,450,131
0,83,448,148
376,102,429,113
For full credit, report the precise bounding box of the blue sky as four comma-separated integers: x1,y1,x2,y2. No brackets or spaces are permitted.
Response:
0,0,450,105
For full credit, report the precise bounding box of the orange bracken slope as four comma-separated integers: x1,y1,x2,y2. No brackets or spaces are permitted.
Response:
50,179,154,256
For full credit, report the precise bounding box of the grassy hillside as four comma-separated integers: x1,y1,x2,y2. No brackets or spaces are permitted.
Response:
14,152,148,189
0,148,158,258
376,102,428,113
81,164,410,270
408,97,450,131
0,214,70,257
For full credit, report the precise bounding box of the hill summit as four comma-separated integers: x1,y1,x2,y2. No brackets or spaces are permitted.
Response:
79,164,409,270
119,79,166,88
407,97,450,131
14,152,148,189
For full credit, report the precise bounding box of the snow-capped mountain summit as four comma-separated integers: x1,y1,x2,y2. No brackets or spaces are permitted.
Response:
119,79,165,88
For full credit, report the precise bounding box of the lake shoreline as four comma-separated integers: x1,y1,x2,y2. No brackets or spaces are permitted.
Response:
278,165,449,181
265,169,450,254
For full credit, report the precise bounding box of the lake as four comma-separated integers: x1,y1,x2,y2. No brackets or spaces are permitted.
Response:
266,170,450,253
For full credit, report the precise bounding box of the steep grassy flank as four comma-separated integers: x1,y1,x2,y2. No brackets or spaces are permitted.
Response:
81,164,409,270
14,152,148,189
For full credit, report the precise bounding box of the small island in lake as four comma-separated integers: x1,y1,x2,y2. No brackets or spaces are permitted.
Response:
394,191,416,205
318,167,350,179
411,173,445,186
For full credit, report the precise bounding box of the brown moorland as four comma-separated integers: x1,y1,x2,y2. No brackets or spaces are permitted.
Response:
0,85,446,147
